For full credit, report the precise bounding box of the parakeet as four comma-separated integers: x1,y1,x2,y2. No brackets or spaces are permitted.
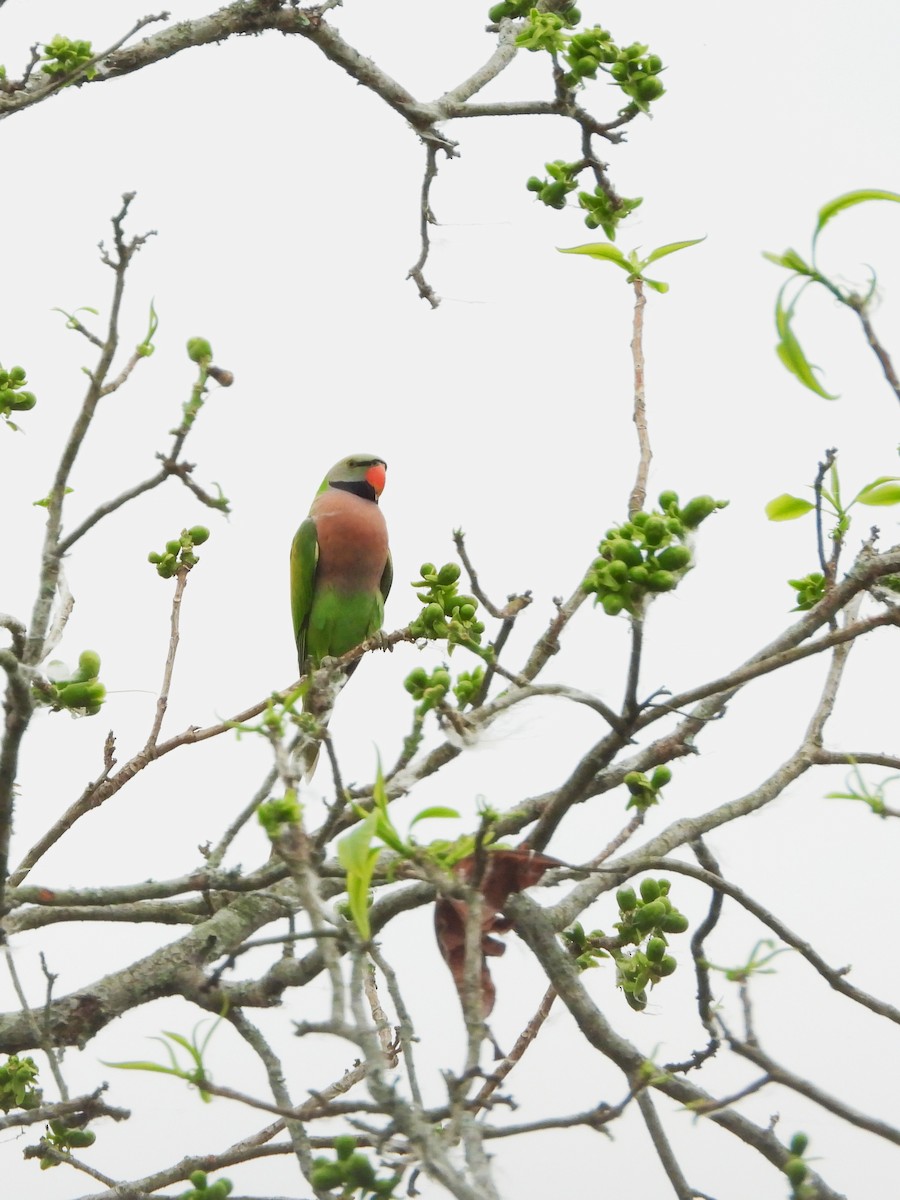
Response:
290,454,392,777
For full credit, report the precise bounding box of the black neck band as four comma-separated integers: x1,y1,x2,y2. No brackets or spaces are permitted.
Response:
331,479,377,503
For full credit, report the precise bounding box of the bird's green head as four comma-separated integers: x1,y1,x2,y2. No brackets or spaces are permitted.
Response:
320,454,387,502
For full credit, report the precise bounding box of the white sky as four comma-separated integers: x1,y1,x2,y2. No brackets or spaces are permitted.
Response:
1,2,899,1198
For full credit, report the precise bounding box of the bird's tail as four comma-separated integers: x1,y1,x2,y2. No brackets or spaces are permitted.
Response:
296,669,347,781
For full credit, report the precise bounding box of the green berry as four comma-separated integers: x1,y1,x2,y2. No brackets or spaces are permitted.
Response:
647,570,676,592
57,681,105,708
610,539,642,567
77,650,101,680
656,545,691,572
643,517,666,546
785,1158,808,1186
635,76,665,102
639,877,660,903
658,955,677,976
186,337,213,363
646,936,666,962
634,898,667,928
310,1163,344,1189
661,911,689,934
333,1135,356,1160
616,885,637,911
65,1129,96,1147
789,1132,809,1156
602,592,626,616
438,562,461,584
189,525,210,545
345,1153,377,1188
681,495,721,528
658,490,679,511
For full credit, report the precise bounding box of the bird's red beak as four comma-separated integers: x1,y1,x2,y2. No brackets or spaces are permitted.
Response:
366,462,386,497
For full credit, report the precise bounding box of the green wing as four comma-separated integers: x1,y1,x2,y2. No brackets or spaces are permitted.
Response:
290,517,319,671
380,549,393,606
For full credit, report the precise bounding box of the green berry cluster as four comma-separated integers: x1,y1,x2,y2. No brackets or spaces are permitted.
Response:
453,665,485,707
562,920,609,970
0,1055,41,1113
310,1136,401,1198
39,1120,96,1170
40,650,105,716
178,1170,233,1200
514,12,665,111
578,188,643,237
404,664,486,716
41,35,96,81
257,792,302,839
784,1133,813,1197
525,160,579,210
563,879,689,1011
0,364,36,428
564,28,665,109
404,665,451,715
788,571,826,611
614,878,689,1010
606,42,665,110
148,526,210,578
409,563,487,655
585,490,728,616
489,1,580,24
511,7,581,52
624,765,671,812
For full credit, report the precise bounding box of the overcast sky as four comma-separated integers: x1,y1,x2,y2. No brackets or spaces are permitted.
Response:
1,3,899,1198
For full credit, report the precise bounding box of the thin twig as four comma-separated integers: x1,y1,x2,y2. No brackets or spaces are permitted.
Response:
471,985,556,1112
636,1090,696,1200
407,141,443,308
627,278,651,516
145,567,189,750
850,302,900,405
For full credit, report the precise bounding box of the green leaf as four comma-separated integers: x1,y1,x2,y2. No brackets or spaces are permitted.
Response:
409,806,460,829
338,813,380,940
160,1030,195,1052
762,248,813,274
774,286,839,400
100,1059,183,1076
558,242,631,269
338,813,379,875
642,277,669,293
641,236,706,266
765,494,815,521
814,189,900,242
854,479,900,506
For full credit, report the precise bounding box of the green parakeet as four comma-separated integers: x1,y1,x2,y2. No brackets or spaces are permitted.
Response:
290,454,392,777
